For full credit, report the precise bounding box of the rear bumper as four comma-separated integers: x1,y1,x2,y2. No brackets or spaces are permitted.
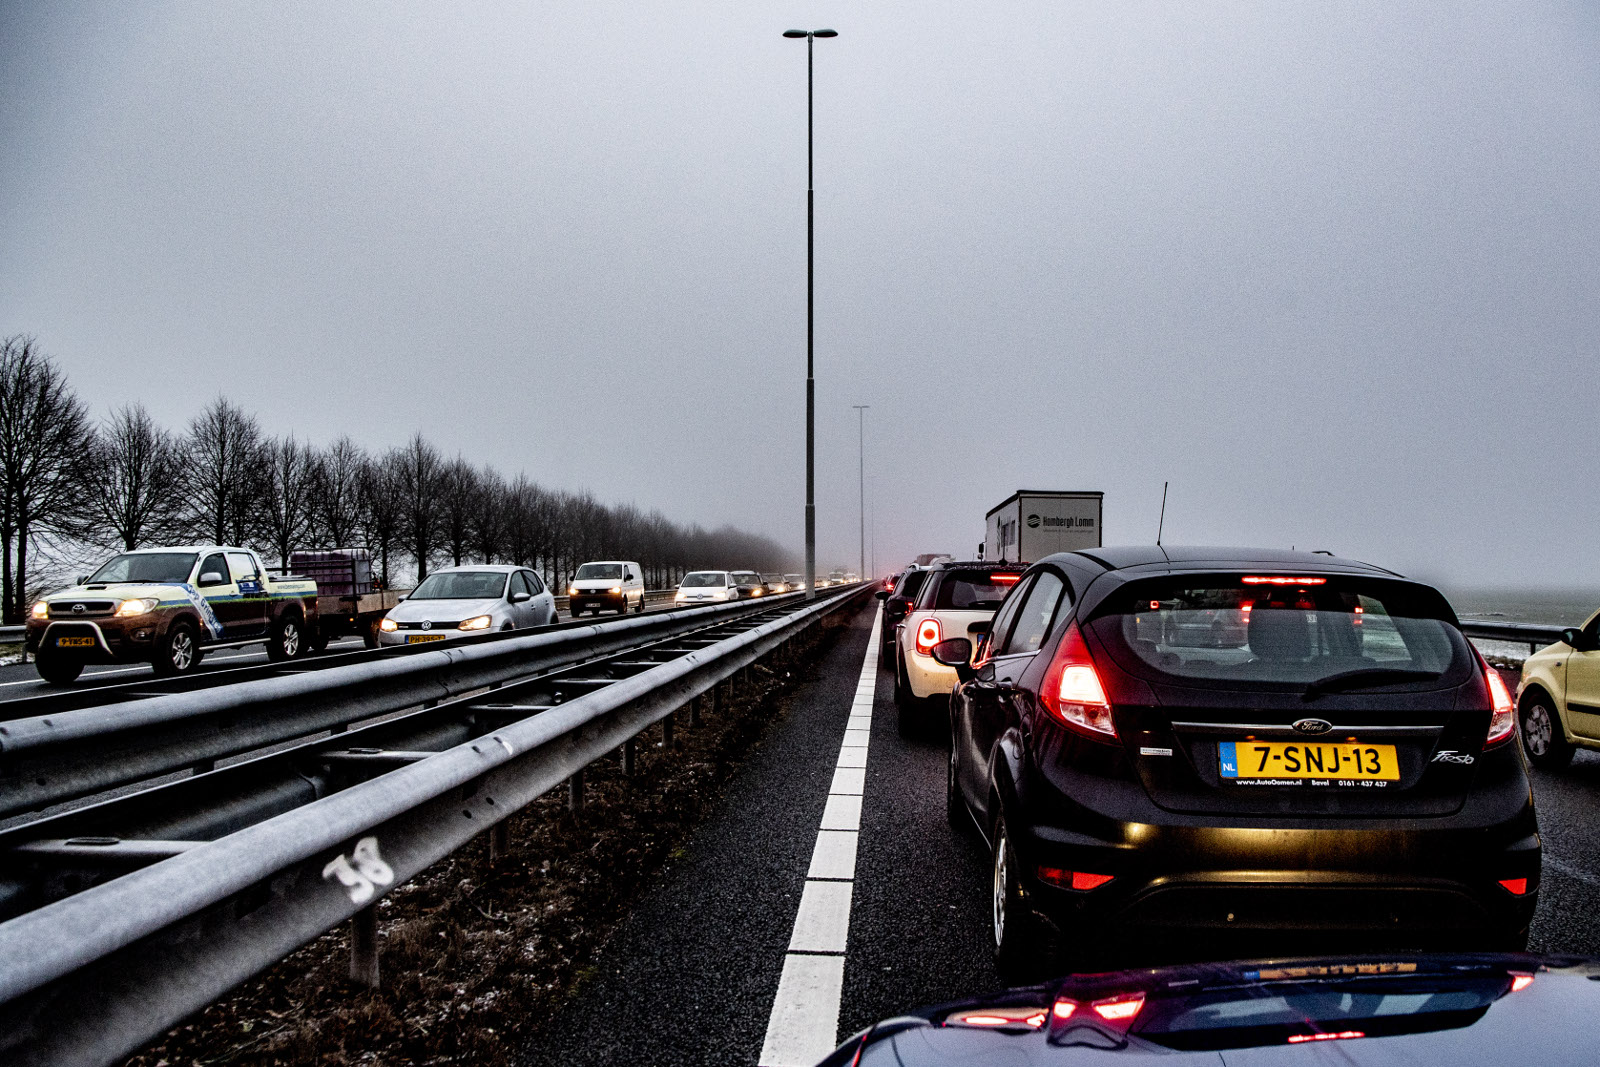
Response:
1012,789,1540,946
904,646,958,698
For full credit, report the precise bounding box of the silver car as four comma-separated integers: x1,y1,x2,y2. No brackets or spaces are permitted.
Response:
377,564,555,646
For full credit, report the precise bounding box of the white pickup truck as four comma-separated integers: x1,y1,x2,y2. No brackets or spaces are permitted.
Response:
25,545,320,684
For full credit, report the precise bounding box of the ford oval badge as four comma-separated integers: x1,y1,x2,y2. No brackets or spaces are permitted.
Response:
1292,718,1333,735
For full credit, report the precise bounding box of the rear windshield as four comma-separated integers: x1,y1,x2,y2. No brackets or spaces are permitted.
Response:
923,570,1025,611
87,552,198,584
575,563,623,580
681,572,726,587
1089,576,1469,688
409,571,507,600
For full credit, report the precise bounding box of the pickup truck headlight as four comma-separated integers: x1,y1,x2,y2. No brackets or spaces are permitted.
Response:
459,614,492,631
379,617,398,632
31,600,49,619
115,597,161,618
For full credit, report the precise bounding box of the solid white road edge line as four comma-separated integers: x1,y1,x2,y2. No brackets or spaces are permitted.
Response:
758,613,881,1067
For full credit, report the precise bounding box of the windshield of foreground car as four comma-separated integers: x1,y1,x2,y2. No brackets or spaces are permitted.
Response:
574,563,623,580
408,571,507,600
680,572,726,588
1095,576,1467,687
86,552,198,584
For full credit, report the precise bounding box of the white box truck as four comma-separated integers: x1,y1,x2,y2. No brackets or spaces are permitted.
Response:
983,490,1103,564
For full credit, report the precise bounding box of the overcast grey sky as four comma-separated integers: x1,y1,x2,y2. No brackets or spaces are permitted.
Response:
3,2,1598,588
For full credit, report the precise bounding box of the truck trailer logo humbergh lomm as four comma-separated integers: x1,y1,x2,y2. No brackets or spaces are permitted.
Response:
1027,514,1095,530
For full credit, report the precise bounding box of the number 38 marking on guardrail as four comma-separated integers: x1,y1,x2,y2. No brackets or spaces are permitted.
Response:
321,836,395,904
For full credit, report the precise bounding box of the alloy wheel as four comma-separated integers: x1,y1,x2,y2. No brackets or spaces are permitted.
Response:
171,631,194,671
1523,703,1553,756
992,825,1009,948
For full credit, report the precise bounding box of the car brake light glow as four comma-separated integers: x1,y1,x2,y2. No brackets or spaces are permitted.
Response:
1051,1000,1077,1020
1038,867,1115,891
1091,993,1144,1022
948,1008,1047,1029
1040,622,1116,740
1477,650,1516,746
991,573,1021,584
1510,972,1535,992
1498,877,1529,896
1288,1031,1364,1044
915,618,942,655
1241,576,1328,586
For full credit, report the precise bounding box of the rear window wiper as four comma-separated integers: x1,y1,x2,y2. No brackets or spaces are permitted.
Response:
1303,668,1442,701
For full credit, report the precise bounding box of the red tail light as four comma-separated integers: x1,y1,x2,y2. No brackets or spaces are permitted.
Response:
914,618,942,656
1091,993,1144,1023
1477,651,1515,747
1038,867,1115,891
1510,972,1535,992
1498,877,1529,896
1041,621,1116,740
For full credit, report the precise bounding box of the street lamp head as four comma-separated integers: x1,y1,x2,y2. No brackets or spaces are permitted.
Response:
813,29,839,38
782,29,809,38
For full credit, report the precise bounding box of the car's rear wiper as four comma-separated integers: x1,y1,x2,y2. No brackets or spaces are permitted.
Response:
1302,668,1442,701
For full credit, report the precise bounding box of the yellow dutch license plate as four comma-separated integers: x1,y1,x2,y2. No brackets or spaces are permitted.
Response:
407,634,447,644
56,636,97,648
1220,741,1398,782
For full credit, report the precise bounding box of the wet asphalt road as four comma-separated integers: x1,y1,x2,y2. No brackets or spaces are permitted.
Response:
517,600,1600,1064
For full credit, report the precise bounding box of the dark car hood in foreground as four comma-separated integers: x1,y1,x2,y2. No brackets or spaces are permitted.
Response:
822,953,1600,1066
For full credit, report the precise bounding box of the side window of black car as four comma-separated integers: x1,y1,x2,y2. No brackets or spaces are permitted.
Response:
986,575,1034,656
997,571,1069,657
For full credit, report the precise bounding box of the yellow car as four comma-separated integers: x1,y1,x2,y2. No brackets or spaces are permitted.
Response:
1517,611,1600,768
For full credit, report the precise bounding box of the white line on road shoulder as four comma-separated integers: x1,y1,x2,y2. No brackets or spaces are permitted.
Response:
758,614,881,1067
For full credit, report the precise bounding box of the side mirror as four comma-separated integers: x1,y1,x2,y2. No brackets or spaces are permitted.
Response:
1561,627,1595,652
885,597,910,620
509,591,531,603
76,574,89,585
874,590,889,600
396,594,408,602
199,571,224,585
930,637,975,678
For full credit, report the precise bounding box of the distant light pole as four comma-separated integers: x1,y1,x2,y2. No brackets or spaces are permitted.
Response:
783,27,837,599
852,404,869,580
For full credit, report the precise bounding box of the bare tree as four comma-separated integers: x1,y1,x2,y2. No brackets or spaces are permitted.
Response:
393,433,443,581
359,452,405,587
471,465,508,564
0,336,92,622
437,455,479,568
309,435,366,548
182,397,262,547
80,404,185,551
260,434,317,567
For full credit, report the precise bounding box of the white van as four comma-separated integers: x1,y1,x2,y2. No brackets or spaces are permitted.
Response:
568,560,645,617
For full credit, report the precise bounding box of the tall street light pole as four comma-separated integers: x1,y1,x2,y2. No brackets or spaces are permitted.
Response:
784,27,836,599
852,404,868,580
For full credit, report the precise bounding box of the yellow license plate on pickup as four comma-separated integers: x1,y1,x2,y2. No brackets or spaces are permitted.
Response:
407,634,446,644
1220,741,1398,782
55,636,96,648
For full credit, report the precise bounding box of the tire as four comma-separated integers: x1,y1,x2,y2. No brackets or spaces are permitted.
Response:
362,617,381,649
1520,691,1575,770
617,598,628,616
634,593,645,614
895,652,926,738
991,814,1045,978
152,620,201,677
267,613,304,662
946,733,971,832
880,626,896,669
34,648,84,685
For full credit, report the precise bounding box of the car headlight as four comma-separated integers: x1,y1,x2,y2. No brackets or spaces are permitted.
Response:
115,597,160,617
610,585,622,594
459,614,492,631
379,617,399,632
31,600,49,619
569,587,579,596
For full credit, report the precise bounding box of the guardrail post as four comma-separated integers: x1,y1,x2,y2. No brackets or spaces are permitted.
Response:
688,694,701,728
713,681,726,717
662,710,674,748
568,770,584,813
350,906,380,988
489,819,511,862
622,737,636,776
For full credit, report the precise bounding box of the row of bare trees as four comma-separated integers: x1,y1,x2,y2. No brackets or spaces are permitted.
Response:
0,335,792,622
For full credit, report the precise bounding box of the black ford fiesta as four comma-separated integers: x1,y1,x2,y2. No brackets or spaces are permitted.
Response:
939,547,1539,973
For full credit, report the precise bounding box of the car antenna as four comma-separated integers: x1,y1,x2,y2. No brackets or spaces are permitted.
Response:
1156,481,1169,546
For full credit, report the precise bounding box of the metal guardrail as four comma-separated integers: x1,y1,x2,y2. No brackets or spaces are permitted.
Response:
0,583,871,1066
1459,620,1566,654
0,625,22,643
0,591,811,819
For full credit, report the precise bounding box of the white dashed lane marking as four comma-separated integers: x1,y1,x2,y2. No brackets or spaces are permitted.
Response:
758,613,881,1067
